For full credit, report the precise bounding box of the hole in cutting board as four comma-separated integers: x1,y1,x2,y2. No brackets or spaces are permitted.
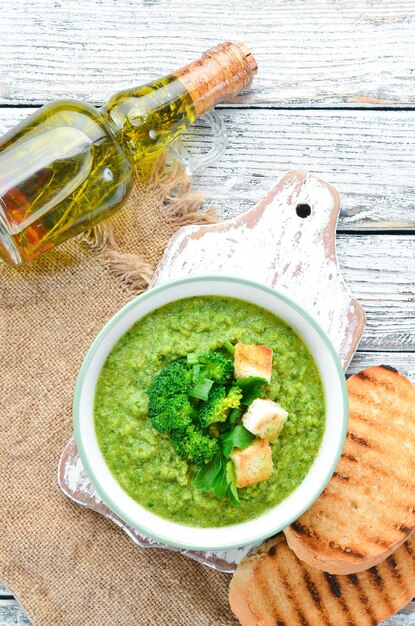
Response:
296,203,311,218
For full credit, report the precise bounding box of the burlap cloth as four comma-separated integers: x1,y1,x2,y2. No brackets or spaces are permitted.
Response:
0,161,237,626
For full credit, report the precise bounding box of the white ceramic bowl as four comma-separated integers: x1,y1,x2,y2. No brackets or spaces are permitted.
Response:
73,275,348,551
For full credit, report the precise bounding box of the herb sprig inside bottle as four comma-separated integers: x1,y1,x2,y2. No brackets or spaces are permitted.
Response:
0,43,257,266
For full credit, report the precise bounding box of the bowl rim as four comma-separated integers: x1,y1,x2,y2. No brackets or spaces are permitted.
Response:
73,274,348,550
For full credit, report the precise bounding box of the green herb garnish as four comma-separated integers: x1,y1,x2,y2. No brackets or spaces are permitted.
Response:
220,424,256,456
226,460,240,505
189,378,214,401
146,344,272,506
194,453,223,491
223,340,235,355
187,352,199,365
234,376,268,405
195,453,240,505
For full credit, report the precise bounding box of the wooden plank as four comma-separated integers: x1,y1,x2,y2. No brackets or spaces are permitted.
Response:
0,110,413,349
0,599,413,626
348,352,415,381
0,600,31,625
154,169,366,369
154,225,414,351
192,110,415,230
0,0,414,108
384,613,415,625
336,234,414,351
0,595,413,624
0,108,414,231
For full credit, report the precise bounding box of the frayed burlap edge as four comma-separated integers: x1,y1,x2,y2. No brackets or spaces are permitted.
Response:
78,156,219,294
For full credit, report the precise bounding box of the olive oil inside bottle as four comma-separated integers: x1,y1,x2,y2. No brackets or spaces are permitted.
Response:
0,101,132,263
0,42,257,265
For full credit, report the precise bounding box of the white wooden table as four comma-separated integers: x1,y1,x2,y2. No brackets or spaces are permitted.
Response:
1,1,414,624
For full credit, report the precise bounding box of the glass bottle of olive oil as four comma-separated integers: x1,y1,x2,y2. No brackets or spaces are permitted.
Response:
0,42,257,265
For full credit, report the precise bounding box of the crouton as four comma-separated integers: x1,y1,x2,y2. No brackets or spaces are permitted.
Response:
234,343,273,382
242,398,288,443
231,439,273,488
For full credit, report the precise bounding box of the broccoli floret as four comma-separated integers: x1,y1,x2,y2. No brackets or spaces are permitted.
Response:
198,385,243,428
147,359,193,403
198,350,234,383
146,360,195,432
170,426,219,463
148,393,194,433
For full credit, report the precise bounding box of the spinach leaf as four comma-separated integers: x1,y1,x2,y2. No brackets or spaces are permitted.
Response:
194,453,222,491
194,453,241,506
226,460,240,505
228,407,242,426
220,424,255,457
213,463,228,498
234,376,268,405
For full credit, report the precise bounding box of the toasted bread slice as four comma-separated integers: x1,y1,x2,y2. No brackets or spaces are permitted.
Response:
229,533,415,626
284,365,415,574
234,343,273,382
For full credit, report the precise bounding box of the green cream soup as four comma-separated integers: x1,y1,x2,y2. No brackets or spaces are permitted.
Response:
94,296,325,527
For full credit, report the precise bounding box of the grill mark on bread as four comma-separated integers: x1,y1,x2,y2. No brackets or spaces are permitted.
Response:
282,548,330,626
328,541,365,559
355,370,395,392
341,452,357,463
279,572,310,625
348,432,371,447
291,521,314,537
366,565,397,614
249,554,277,624
392,545,415,598
280,367,415,575
373,537,393,549
399,524,412,536
255,546,312,626
364,463,390,479
348,391,374,405
380,364,398,373
356,371,370,380
347,414,370,426
302,569,339,625
230,535,415,626
333,471,349,482
347,574,377,626
386,555,401,581
368,566,384,590
323,574,356,626
324,573,341,598
290,465,411,554
387,549,414,599
303,572,322,608
368,565,400,614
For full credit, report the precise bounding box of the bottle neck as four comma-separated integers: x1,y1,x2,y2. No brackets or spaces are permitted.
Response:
102,42,257,163
173,42,257,118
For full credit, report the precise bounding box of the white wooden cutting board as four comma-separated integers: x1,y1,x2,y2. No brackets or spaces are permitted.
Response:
58,170,365,572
